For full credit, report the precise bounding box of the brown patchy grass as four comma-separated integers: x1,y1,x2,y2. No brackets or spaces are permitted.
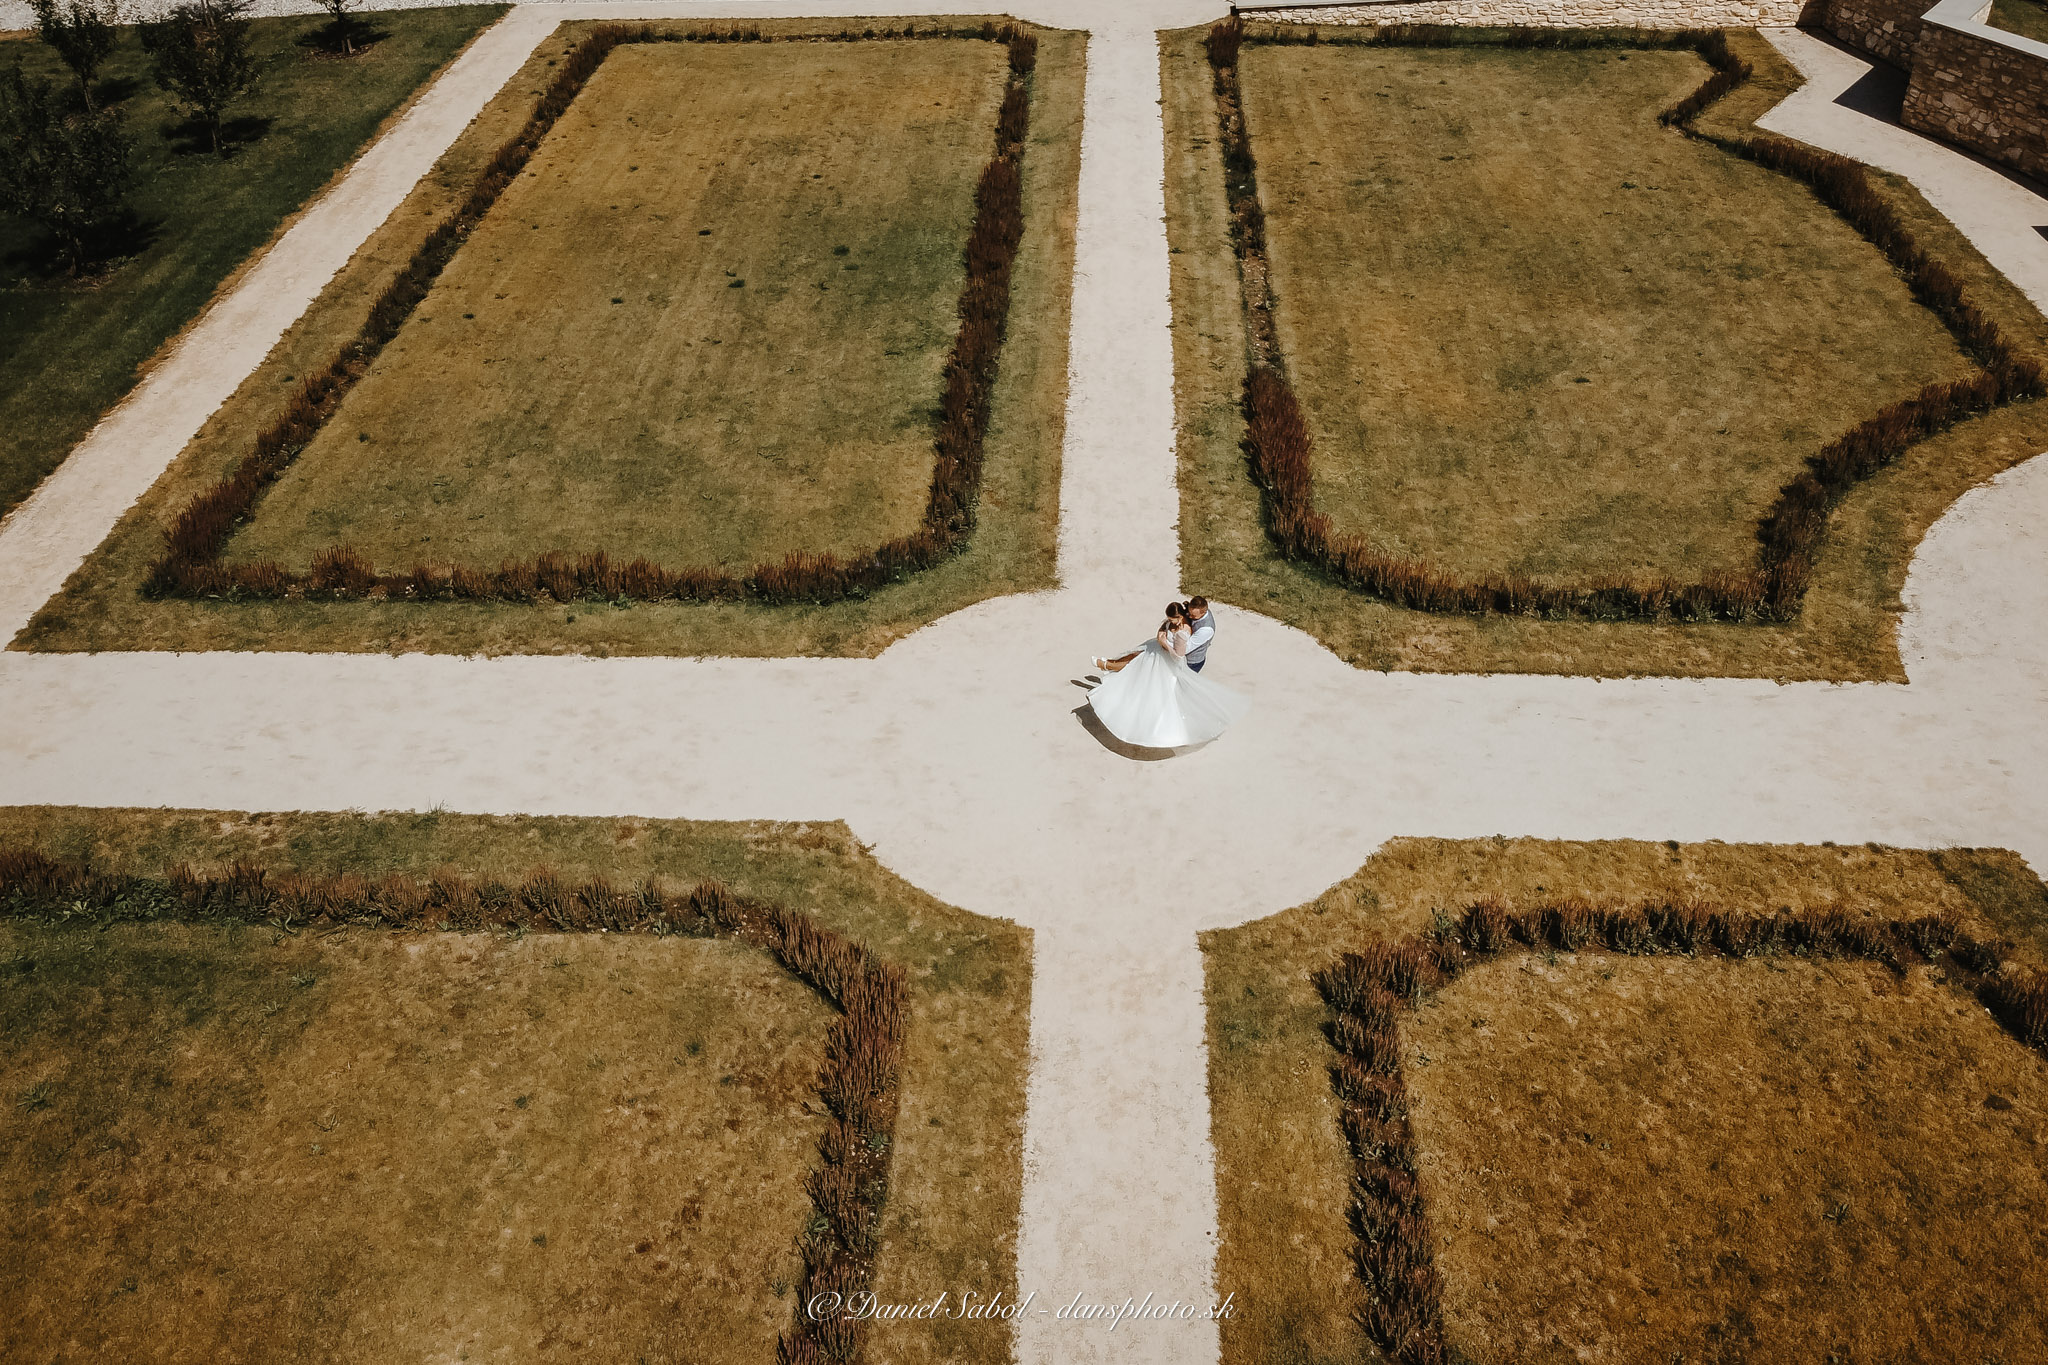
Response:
1,922,824,1362
19,18,1082,658
228,39,1001,573
1164,26,2048,679
1407,953,2048,1363
1200,836,2048,1365
1244,41,1967,583
0,806,1032,1365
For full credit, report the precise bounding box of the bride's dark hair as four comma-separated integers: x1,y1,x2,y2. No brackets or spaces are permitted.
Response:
1160,601,1188,632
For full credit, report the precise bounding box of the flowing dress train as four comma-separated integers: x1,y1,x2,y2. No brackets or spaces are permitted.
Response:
1087,637,1250,748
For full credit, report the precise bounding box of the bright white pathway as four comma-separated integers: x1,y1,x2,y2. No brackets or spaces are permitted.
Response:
0,11,2045,1363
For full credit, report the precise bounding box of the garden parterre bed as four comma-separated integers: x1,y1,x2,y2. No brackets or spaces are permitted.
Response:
1405,952,2048,1363
1165,26,2048,679
226,37,1005,574
20,18,1081,658
0,807,1033,1365
1202,836,2048,1364
1240,39,1968,585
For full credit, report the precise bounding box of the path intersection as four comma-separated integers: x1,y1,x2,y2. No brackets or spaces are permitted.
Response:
0,5,2044,1362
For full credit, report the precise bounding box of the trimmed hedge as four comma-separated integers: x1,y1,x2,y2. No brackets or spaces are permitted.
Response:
1207,20,2042,624
147,22,1041,609
0,846,908,1365
1314,895,2046,1364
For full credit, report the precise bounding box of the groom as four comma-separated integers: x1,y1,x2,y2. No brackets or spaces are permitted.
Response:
1183,596,1215,673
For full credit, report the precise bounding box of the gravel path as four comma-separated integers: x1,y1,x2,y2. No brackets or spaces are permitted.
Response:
0,13,2044,1364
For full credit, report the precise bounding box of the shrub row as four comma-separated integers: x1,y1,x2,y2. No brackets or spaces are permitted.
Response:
1313,895,2046,1364
0,846,907,1365
146,23,1041,609
1206,20,2041,625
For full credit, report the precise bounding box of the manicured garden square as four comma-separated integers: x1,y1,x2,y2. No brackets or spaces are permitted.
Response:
2,922,826,1363
226,38,1007,574
1407,954,2048,1360
1164,26,2048,681
20,20,1082,659
1239,41,1967,584
0,807,1034,1365
1202,837,2048,1363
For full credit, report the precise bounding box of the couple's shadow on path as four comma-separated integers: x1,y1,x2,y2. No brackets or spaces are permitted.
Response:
1068,677,1214,762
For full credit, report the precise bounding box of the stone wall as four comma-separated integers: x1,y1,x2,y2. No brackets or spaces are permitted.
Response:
1242,0,1805,27
1902,0,2048,179
1817,0,1930,65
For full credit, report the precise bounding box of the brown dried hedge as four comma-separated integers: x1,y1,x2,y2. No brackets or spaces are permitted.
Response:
1313,895,2042,1364
1207,21,2042,625
146,23,1042,609
0,846,907,1365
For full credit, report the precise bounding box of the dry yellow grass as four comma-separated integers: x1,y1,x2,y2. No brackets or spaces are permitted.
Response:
1243,41,1968,584
1407,953,2048,1363
0,806,1033,1365
21,19,1083,658
1200,836,2048,1365
229,38,1003,572
1164,27,2048,679
1,923,823,1362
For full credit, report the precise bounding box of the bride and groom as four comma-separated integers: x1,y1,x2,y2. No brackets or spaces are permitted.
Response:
1085,596,1250,750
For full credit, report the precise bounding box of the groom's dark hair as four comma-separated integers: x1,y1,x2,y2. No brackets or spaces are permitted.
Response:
1187,596,1209,610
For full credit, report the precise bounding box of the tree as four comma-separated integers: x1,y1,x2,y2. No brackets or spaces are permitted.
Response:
30,0,120,113
140,0,258,156
0,62,134,272
315,0,364,57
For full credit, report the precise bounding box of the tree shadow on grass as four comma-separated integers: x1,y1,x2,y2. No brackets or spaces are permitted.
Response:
296,21,391,60
158,114,273,158
1,210,161,286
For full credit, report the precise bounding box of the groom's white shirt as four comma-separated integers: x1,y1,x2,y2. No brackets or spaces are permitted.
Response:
1185,614,1214,657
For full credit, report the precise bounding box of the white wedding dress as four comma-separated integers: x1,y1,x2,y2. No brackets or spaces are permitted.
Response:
1087,632,1250,749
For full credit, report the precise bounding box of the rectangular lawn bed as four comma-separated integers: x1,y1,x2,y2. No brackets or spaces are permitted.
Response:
2,919,828,1363
225,36,1006,577
1164,25,2048,680
0,807,1034,1365
1407,953,2048,1362
1202,837,2048,1364
1238,39,1970,586
21,18,1081,659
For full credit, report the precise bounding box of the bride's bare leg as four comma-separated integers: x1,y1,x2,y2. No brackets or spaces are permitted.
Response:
1099,651,1140,672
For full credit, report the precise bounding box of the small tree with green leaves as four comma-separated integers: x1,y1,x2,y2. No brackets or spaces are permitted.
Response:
30,0,120,113
140,0,259,156
0,62,135,272
315,0,365,56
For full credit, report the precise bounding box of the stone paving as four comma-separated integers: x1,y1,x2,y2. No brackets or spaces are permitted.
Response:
0,8,2044,1362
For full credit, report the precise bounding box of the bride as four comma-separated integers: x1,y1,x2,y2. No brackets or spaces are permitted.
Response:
1087,601,1250,749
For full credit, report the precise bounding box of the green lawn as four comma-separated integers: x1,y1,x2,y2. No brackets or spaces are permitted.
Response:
0,7,505,522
